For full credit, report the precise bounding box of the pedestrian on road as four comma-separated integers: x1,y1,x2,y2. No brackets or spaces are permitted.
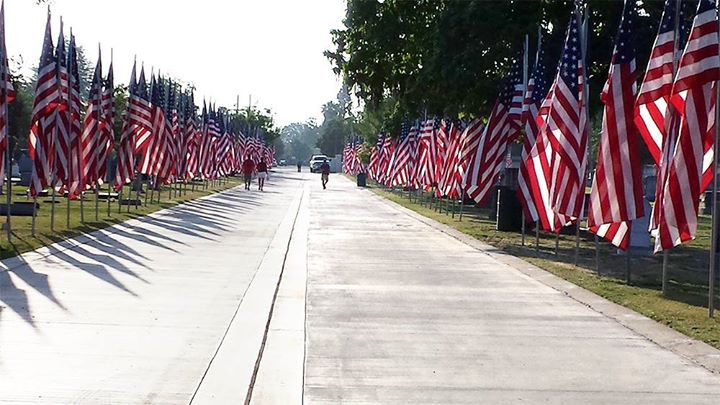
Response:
257,158,268,191
297,161,302,172
320,160,330,189
242,156,255,190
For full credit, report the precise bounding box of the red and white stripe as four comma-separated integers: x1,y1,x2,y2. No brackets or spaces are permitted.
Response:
588,0,644,251
28,13,59,198
465,82,524,205
546,21,588,222
0,0,14,183
414,120,436,190
654,0,719,252
634,0,678,164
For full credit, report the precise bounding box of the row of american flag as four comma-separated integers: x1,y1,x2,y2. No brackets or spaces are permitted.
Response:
343,0,720,255
0,6,275,209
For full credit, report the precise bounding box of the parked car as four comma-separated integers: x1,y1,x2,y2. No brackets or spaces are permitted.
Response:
310,155,330,173
279,159,286,166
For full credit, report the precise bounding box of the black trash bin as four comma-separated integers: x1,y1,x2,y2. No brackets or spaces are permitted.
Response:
704,190,719,215
496,186,522,231
357,172,367,187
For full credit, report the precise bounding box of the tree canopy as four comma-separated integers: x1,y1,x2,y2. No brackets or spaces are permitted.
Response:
326,0,669,129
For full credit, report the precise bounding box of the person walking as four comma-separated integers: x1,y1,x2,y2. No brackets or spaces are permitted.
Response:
297,160,302,172
257,158,268,191
320,160,330,189
241,156,255,190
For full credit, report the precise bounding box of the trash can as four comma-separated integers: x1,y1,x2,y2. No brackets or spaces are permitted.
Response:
496,186,522,231
704,191,720,215
357,173,367,187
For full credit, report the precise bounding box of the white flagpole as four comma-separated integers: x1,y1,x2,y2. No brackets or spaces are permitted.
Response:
708,0,720,317
663,0,683,297
574,4,590,267
521,34,529,246
1,0,10,241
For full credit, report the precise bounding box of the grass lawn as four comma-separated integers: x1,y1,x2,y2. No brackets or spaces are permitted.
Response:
366,181,720,350
0,178,241,260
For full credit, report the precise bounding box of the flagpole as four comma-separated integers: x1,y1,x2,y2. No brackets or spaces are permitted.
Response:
574,3,590,268
662,0,683,297
521,33,529,246
94,55,101,223
458,189,464,221
2,0,10,241
708,2,720,317
107,49,113,218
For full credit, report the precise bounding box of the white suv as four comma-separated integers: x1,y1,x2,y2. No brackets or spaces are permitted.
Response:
309,155,329,173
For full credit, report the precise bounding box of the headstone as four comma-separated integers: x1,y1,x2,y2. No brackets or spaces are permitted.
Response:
105,155,118,184
629,199,652,249
619,197,653,255
18,154,32,186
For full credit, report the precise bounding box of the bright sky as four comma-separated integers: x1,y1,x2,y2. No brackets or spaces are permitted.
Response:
4,0,345,127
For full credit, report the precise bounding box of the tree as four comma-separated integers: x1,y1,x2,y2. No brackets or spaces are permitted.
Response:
281,120,319,162
316,100,350,156
327,0,667,122
226,105,284,156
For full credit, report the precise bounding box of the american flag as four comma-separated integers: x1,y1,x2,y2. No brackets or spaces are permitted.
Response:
518,35,548,223
175,93,190,181
217,113,234,176
52,23,70,193
377,133,395,185
438,120,463,198
28,12,59,197
342,141,351,173
184,93,201,180
654,0,719,252
97,57,114,185
80,52,104,191
387,121,415,187
588,0,644,251
354,137,364,174
546,9,588,222
153,78,177,183
134,68,157,176
114,62,145,191
368,133,384,180
0,0,14,183
200,104,220,180
465,54,524,205
433,118,448,195
414,119,437,190
458,118,485,199
66,34,83,197
524,54,573,232
405,122,420,187
154,79,178,183
634,0,687,165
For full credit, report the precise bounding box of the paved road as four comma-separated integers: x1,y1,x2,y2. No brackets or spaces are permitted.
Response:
1,168,719,404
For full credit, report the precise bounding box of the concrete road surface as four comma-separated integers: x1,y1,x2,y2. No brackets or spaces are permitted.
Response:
0,168,719,404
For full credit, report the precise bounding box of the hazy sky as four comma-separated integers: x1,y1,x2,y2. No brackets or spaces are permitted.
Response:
4,0,346,126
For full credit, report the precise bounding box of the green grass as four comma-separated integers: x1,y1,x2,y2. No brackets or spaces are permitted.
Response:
0,178,241,260
368,182,720,350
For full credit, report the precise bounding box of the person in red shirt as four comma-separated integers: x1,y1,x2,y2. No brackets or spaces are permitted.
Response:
241,156,255,190
257,158,268,191
320,160,330,189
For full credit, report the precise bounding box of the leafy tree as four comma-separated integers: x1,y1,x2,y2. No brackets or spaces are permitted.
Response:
316,100,352,157
226,105,283,155
281,120,319,162
328,0,667,122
